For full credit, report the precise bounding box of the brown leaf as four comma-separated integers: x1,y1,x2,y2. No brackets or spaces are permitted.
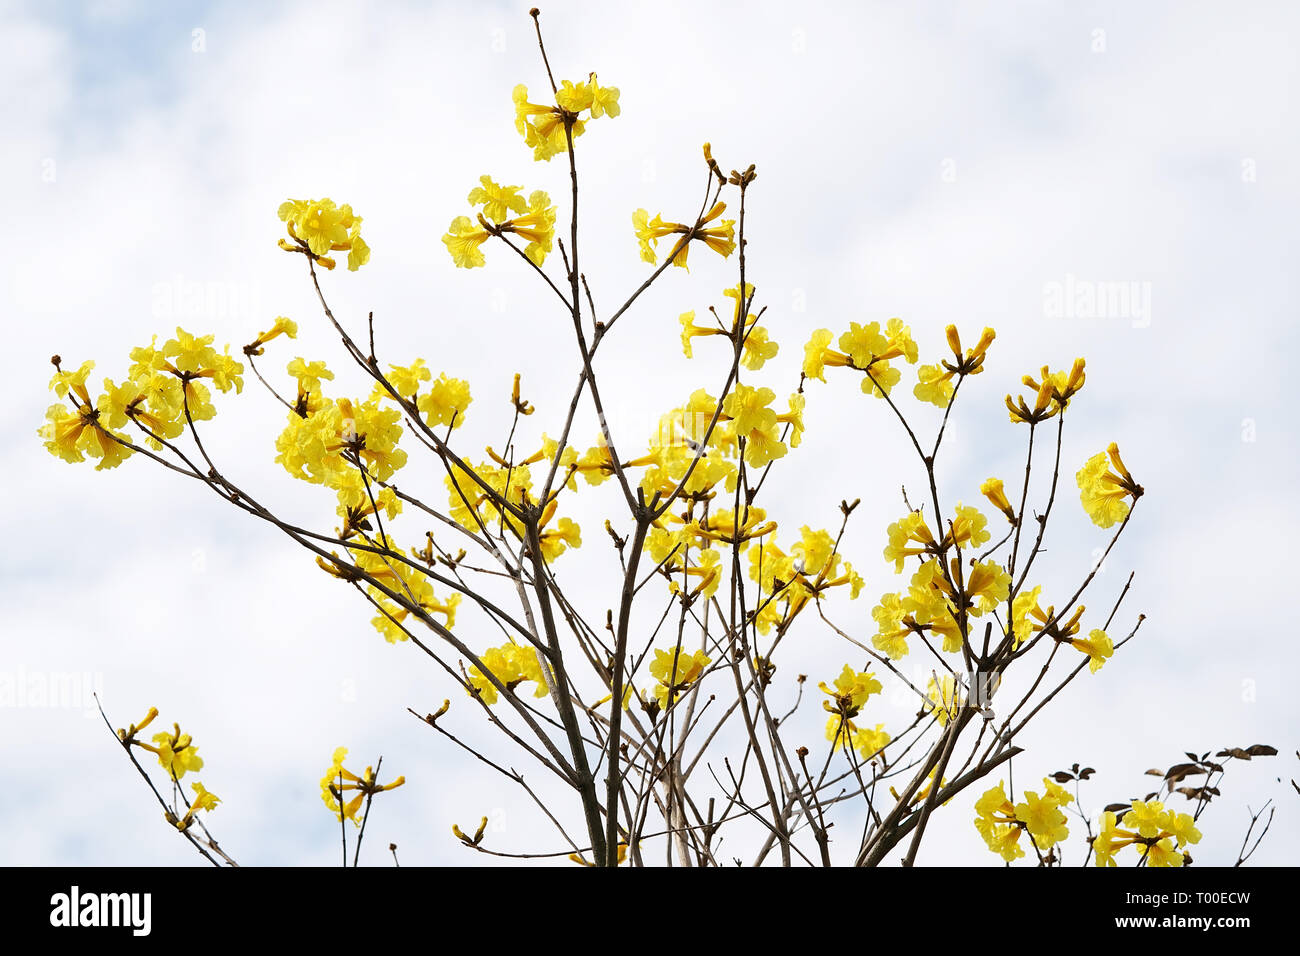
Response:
1246,744,1278,757
1216,748,1251,760
1051,771,1074,783
1164,763,1205,784
1103,802,1130,814
1079,767,1096,779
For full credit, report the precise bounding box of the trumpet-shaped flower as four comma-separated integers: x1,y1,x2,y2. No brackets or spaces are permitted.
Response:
1077,442,1142,528
468,642,551,705
632,202,735,270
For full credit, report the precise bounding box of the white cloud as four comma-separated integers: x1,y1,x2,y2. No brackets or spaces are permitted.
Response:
3,0,1296,866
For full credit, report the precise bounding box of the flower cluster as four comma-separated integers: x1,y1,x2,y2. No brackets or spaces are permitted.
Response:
633,201,736,270
648,646,711,710
1093,799,1201,867
320,747,406,826
117,707,221,832
41,329,245,470
468,642,551,705
277,198,370,271
443,176,557,269
973,779,1073,861
1005,359,1086,424
803,318,918,398
820,665,889,760
514,73,620,161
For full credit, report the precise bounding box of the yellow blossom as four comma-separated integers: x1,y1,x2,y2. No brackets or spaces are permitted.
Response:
648,646,710,709
1077,442,1142,528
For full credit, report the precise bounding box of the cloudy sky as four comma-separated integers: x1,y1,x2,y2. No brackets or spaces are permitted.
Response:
3,0,1297,867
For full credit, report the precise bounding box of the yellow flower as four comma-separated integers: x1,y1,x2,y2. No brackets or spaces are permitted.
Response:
980,477,1016,524
801,329,851,382
925,675,962,726
871,593,912,659
499,190,557,266
539,515,581,563
632,202,735,270
585,74,620,118
944,325,996,374
418,373,472,429
1166,811,1202,847
819,664,882,720
1010,585,1085,648
288,357,334,397
1125,799,1166,838
173,781,221,831
741,325,779,371
1014,790,1070,849
444,187,556,268
39,400,133,470
648,646,710,709
974,782,1025,862
914,362,956,408
721,384,787,469
245,316,298,356
512,77,616,161
1004,360,1083,424
1146,838,1185,867
679,310,724,358
320,747,406,826
278,198,369,270
139,723,204,780
1092,810,1138,867
963,560,1010,616
1070,628,1113,673
468,642,551,705
161,327,244,398
466,175,528,221
849,723,890,761
378,358,433,402
555,73,621,119
1077,442,1142,528
883,511,937,572
442,215,492,269
945,503,990,550
838,318,918,398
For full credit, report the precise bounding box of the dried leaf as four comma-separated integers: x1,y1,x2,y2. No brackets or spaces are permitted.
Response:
1246,744,1278,757
1051,771,1074,783
1103,802,1130,814
1164,763,1205,784
1079,767,1095,779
